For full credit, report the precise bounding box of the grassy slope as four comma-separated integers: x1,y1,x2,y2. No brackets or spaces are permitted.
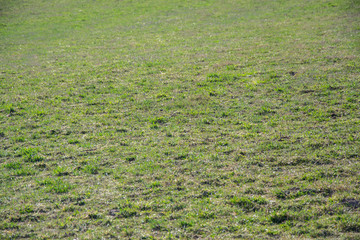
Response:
0,0,360,239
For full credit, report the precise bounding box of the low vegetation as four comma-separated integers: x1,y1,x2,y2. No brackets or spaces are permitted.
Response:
0,0,359,239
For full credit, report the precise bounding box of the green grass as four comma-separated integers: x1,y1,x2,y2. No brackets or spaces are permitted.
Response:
0,0,359,239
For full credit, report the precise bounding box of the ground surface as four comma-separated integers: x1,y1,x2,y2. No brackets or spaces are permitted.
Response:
0,0,360,239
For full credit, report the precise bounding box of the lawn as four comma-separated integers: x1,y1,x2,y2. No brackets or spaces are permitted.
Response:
0,0,360,239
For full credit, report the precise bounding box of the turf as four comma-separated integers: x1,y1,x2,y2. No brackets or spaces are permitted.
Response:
0,0,360,239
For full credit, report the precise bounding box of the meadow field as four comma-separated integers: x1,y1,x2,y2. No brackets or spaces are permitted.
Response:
0,0,359,239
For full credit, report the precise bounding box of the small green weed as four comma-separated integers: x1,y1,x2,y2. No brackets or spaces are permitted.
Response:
117,208,138,218
13,167,36,176
196,209,216,219
150,117,167,124
20,148,44,162
179,220,193,228
229,196,268,211
68,139,80,144
12,136,25,143
82,164,99,174
3,162,22,169
37,178,72,193
19,205,34,214
226,65,236,70
5,104,15,114
53,166,69,176
0,221,19,230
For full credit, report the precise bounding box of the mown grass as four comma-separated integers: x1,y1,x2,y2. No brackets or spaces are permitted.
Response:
0,0,359,239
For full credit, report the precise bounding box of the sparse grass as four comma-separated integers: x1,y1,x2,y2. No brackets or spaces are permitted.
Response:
0,0,359,238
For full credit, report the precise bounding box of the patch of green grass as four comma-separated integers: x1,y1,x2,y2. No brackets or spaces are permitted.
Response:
82,164,99,174
338,215,360,232
229,196,268,212
67,139,80,144
53,166,69,176
3,162,22,169
19,205,34,214
20,148,45,162
37,178,73,193
0,0,359,238
13,167,36,176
